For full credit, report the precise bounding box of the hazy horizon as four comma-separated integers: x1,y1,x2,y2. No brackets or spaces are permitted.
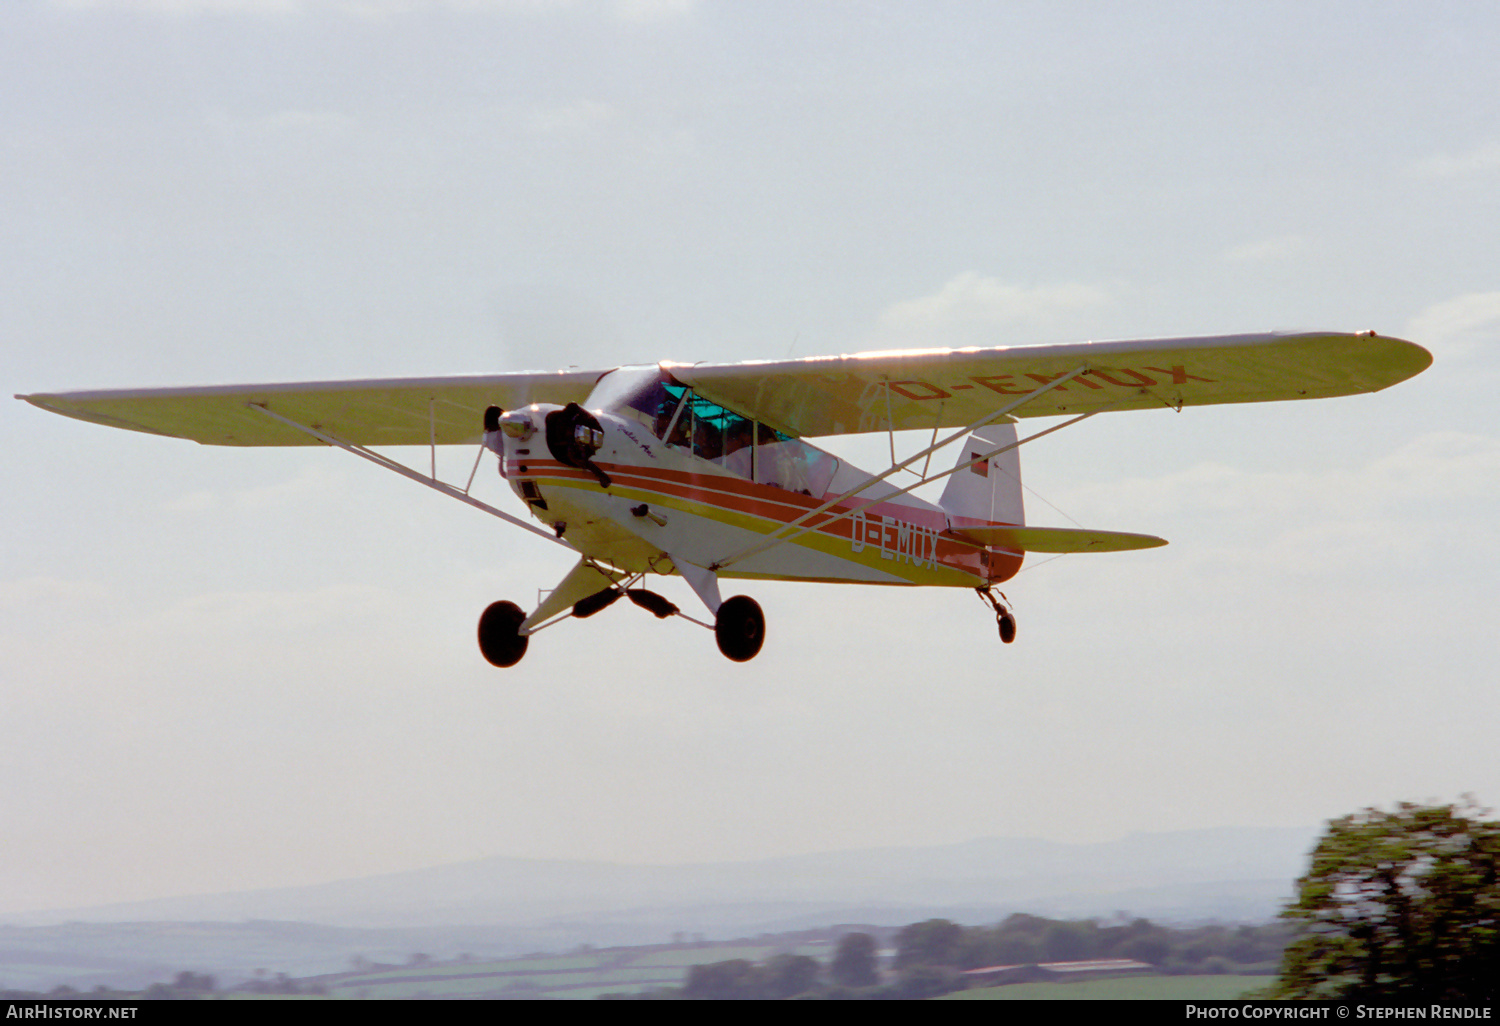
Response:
5,0,1497,915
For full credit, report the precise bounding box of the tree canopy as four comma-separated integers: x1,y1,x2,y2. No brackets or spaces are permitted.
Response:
1275,799,1500,1001
830,932,879,988
893,919,965,970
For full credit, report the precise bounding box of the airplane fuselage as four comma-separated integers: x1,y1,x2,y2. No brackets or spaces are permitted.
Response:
496,400,1021,589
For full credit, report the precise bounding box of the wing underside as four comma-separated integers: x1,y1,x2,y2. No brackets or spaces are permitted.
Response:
18,370,607,446
17,330,1430,447
673,330,1431,438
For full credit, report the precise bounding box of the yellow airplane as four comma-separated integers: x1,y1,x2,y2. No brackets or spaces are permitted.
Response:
19,329,1430,665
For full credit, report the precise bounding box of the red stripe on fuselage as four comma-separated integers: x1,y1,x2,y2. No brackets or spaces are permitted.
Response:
507,457,1022,583
511,457,946,530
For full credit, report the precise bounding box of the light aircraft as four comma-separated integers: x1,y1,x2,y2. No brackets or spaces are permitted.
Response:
19,330,1430,665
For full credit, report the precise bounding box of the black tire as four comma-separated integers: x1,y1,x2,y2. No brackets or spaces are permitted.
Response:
999,613,1017,645
478,600,529,667
715,595,765,662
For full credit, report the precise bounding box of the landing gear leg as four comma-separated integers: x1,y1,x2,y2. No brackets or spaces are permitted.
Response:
715,595,766,662
478,600,529,667
976,587,1017,644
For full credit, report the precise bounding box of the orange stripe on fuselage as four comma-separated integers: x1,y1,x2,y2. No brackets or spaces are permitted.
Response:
507,457,1023,584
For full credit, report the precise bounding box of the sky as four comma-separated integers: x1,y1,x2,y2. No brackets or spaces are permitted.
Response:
4,0,1499,917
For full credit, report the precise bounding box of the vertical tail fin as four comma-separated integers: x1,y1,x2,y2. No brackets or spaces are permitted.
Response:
939,422,1024,526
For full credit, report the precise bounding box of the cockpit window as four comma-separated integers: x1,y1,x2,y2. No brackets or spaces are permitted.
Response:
656,385,838,496
588,370,836,494
657,383,689,443
659,389,736,460
753,424,839,496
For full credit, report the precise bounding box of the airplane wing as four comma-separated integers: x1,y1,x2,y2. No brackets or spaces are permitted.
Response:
16,370,607,446
18,331,1430,447
671,330,1431,438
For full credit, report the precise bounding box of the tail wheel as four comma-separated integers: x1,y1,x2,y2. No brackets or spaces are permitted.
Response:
999,612,1017,644
478,600,529,667
976,587,1018,645
715,595,765,662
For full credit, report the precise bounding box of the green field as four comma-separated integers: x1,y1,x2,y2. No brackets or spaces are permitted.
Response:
626,945,775,968
310,944,1271,1000
317,943,784,999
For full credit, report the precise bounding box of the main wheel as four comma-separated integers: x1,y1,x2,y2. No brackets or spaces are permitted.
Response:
715,595,765,662
478,600,529,667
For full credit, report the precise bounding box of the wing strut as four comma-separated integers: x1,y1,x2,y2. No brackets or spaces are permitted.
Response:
710,367,1092,571
247,403,573,550
712,405,1114,570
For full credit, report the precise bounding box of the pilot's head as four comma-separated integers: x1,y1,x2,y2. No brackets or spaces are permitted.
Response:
694,420,721,459
725,419,752,453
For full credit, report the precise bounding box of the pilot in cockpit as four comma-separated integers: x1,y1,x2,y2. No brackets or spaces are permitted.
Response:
722,418,754,477
663,410,691,449
693,418,722,461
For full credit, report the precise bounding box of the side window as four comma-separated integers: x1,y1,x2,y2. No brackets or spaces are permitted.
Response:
652,385,837,493
656,384,688,443
720,413,754,477
689,395,725,462
688,397,755,469
657,388,741,468
754,425,839,496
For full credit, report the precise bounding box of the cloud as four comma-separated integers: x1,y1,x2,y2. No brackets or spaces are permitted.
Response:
0,577,109,615
873,274,1113,349
1057,431,1500,579
524,99,616,137
1406,292,1500,361
1076,431,1500,519
52,0,301,12
162,489,218,513
51,0,696,18
160,463,345,514
136,583,399,635
1222,235,1306,263
1409,142,1500,179
613,0,694,20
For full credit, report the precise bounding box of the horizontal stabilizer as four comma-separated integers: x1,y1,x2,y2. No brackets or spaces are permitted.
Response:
949,525,1168,553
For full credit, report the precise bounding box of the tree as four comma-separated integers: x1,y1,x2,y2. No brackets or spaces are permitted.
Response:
987,934,1039,966
894,918,965,969
684,959,764,1000
762,954,820,998
831,932,879,988
1275,799,1500,1001
1118,932,1171,966
1040,921,1090,962
172,972,215,994
142,971,216,1000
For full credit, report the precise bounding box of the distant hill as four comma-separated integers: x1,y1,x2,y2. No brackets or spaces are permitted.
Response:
1,826,1318,990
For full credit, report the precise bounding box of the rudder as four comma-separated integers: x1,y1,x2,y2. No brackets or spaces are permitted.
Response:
939,422,1024,526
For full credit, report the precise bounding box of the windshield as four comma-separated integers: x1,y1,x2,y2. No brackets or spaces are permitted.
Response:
585,366,671,425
